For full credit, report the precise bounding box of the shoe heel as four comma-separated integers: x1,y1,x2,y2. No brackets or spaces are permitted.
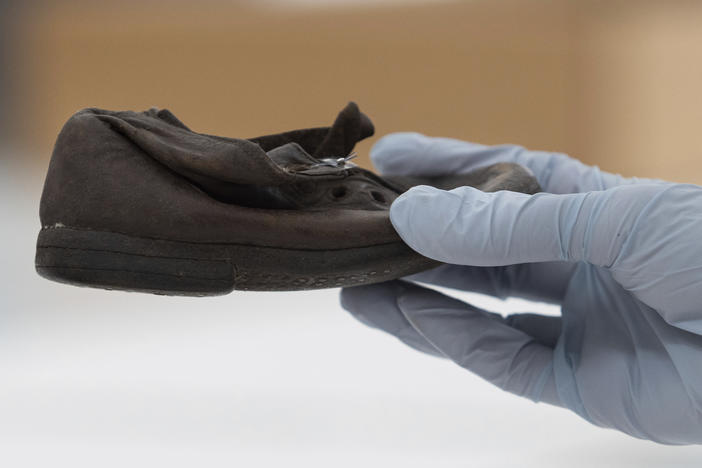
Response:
35,227,234,296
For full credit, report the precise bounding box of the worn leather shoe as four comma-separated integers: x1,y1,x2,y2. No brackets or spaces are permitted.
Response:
35,103,540,295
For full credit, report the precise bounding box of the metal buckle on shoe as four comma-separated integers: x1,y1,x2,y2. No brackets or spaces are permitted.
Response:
314,152,358,168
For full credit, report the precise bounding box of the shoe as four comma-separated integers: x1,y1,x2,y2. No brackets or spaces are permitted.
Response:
35,103,540,295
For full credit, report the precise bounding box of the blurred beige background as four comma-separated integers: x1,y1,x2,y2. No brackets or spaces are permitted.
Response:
3,1,702,466
4,0,702,182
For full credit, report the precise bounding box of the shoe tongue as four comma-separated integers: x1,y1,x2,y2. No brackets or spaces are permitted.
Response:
313,102,374,159
247,101,375,161
261,102,375,175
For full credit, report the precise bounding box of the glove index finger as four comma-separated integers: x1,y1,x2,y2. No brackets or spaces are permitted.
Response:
371,132,490,177
371,133,662,194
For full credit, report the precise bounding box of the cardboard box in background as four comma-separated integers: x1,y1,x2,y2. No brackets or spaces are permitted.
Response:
6,0,702,183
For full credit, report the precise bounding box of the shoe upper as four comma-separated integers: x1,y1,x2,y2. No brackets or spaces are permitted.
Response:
40,103,411,250
85,102,403,212
39,102,539,251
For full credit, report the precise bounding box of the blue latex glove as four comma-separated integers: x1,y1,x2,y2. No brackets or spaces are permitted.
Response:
341,133,702,445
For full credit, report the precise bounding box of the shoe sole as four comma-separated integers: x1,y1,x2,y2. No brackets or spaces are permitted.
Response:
35,226,434,295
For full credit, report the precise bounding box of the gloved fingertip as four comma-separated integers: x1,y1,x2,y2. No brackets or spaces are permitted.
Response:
338,286,361,313
390,183,447,217
390,185,485,262
370,132,429,174
340,280,416,322
340,282,393,313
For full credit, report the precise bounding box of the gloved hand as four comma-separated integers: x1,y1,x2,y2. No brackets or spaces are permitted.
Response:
341,133,702,445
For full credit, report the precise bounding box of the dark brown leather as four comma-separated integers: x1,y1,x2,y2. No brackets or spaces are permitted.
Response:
39,103,539,251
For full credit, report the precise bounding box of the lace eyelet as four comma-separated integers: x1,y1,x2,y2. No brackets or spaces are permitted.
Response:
370,190,386,203
331,186,347,199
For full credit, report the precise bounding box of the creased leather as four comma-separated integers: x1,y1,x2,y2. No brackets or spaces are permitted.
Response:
88,103,400,212
39,102,540,250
